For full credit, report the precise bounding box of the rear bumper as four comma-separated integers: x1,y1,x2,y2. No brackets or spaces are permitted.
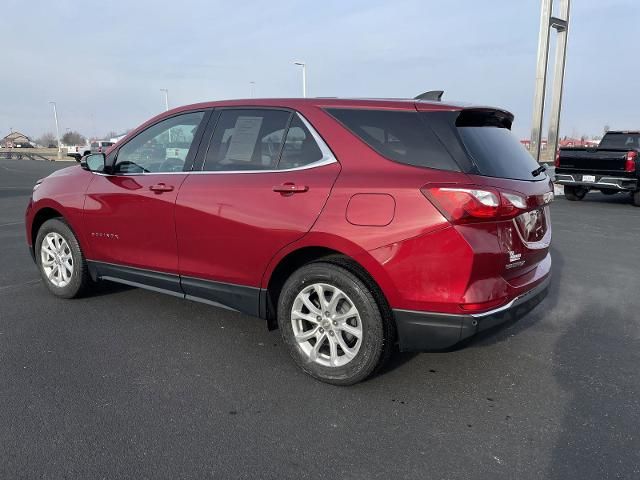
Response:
555,173,638,192
393,274,550,351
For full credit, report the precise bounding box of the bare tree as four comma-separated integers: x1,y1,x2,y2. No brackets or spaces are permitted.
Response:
604,124,610,133
62,131,86,146
36,132,57,147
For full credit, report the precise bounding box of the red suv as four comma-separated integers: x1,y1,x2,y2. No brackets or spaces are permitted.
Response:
26,98,553,385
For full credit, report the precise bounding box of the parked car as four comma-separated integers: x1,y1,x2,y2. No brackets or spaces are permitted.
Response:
90,140,114,154
25,98,553,385
555,131,640,205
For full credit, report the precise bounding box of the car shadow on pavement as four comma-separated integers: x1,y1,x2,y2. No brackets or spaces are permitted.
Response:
547,304,640,478
88,280,134,297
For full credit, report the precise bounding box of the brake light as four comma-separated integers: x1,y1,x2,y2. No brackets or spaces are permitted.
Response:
421,186,528,224
554,150,560,168
625,151,637,172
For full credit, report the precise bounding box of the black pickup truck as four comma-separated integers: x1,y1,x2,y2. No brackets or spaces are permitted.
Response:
554,131,640,206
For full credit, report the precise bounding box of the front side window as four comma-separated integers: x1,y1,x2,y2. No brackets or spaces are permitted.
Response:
114,111,205,174
203,109,292,171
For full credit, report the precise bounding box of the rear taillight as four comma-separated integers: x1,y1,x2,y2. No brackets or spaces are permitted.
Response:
625,151,637,172
554,150,560,168
421,186,528,224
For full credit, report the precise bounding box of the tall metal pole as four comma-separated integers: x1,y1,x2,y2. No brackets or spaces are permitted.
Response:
160,88,169,111
49,101,61,159
530,0,552,162
249,81,255,98
294,61,307,98
547,0,571,162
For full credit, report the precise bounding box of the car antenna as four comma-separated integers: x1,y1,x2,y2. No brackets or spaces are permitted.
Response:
414,90,444,101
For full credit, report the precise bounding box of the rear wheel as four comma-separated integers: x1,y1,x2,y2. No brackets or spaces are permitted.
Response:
277,261,393,385
564,185,588,201
632,191,640,207
35,218,92,298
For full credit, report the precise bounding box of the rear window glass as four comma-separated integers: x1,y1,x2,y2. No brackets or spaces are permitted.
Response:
599,133,640,149
325,108,460,171
457,127,544,181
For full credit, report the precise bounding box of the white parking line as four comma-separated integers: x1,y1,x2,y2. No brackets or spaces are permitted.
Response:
0,221,23,227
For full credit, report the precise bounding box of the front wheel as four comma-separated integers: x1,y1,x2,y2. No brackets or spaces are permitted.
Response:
35,218,92,298
564,185,588,201
277,261,394,385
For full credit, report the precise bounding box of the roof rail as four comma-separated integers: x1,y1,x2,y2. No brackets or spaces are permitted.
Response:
414,90,444,102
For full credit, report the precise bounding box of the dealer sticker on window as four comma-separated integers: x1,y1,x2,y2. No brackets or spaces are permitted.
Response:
582,175,596,182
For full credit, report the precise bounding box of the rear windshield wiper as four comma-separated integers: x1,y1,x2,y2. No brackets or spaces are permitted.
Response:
531,164,547,177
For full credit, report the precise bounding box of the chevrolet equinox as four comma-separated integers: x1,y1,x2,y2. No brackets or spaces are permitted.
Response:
26,98,553,385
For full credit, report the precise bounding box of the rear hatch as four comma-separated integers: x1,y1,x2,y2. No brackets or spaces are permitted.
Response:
415,105,553,283
325,104,553,289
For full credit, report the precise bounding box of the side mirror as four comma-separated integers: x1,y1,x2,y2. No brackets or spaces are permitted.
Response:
81,153,106,173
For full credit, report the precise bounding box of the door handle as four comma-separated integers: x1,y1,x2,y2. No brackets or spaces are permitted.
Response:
149,183,174,193
272,183,309,194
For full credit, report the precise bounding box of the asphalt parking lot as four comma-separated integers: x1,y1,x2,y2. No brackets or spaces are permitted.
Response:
1,158,639,479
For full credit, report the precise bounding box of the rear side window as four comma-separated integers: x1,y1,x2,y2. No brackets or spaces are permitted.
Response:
204,109,292,171
278,115,323,169
325,108,460,171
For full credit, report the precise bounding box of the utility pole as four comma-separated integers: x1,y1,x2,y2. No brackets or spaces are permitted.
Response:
293,61,307,98
530,0,571,163
249,81,256,98
49,101,61,160
160,88,169,111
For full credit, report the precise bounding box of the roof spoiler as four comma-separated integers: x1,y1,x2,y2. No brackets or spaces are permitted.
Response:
414,90,444,102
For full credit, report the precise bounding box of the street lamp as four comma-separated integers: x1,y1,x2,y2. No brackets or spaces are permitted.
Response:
48,101,61,159
249,81,256,98
160,88,169,111
293,61,307,98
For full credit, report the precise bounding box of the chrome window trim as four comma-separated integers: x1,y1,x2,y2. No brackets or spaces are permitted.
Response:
93,111,338,177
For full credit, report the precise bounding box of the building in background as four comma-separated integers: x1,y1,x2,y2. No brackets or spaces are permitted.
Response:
1,131,34,148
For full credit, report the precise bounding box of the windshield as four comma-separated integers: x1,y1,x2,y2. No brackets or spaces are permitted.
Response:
599,133,640,149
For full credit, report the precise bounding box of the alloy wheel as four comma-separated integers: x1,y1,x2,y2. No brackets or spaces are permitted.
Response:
40,232,74,288
291,283,363,367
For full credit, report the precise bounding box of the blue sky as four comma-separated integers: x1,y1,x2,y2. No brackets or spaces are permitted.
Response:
2,0,638,140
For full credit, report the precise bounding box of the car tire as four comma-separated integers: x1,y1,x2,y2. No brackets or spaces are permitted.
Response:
35,218,92,299
564,185,587,201
277,260,394,385
632,191,640,207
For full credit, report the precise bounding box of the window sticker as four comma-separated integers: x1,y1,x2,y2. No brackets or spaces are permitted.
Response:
223,116,263,163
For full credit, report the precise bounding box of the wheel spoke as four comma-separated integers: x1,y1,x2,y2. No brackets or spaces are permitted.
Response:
308,333,327,362
335,333,356,359
327,290,345,313
301,294,321,315
337,322,362,339
292,309,320,324
328,337,338,366
295,326,319,343
313,284,327,309
333,306,358,323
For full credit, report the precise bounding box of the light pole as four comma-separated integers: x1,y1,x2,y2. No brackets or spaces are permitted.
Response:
293,61,307,98
49,101,61,159
249,81,256,98
160,88,169,111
